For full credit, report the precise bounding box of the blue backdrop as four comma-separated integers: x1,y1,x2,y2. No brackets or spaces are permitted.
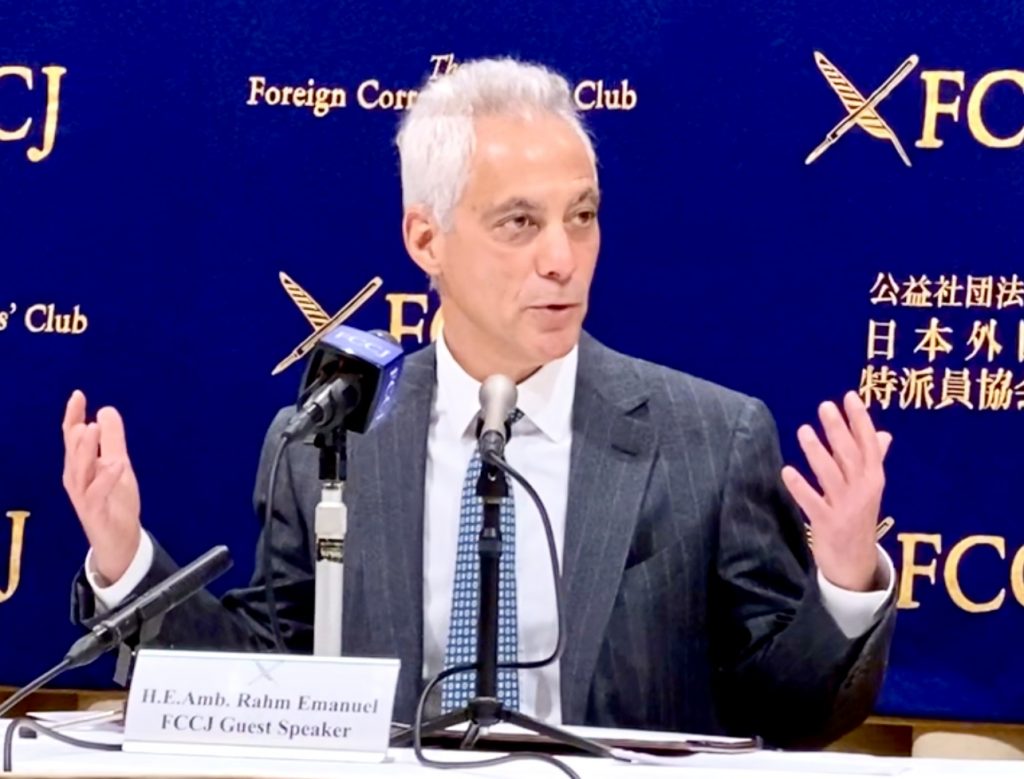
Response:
3,0,1023,724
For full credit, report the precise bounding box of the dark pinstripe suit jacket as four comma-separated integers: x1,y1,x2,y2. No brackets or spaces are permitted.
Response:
73,332,895,748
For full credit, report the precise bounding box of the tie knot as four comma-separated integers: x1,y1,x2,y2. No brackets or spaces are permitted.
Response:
473,407,523,442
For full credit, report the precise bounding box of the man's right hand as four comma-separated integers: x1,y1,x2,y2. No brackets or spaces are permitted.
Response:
61,389,142,584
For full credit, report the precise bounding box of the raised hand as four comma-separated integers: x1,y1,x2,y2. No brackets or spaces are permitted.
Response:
781,391,893,592
61,390,142,583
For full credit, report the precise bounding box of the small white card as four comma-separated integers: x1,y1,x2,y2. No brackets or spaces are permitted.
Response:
122,649,400,762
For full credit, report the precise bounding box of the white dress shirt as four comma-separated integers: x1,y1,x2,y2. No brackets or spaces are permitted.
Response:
422,333,576,723
87,332,895,726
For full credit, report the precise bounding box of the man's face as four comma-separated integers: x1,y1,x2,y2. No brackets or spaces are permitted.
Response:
427,113,600,376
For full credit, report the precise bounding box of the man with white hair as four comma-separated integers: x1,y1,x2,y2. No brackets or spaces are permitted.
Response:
63,57,895,749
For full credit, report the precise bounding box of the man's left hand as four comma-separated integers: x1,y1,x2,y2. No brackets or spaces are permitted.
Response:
781,391,893,592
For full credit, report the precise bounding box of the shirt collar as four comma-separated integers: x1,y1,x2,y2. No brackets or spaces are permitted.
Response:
434,331,578,443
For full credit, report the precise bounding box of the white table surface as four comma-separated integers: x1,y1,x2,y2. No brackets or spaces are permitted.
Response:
4,719,1022,779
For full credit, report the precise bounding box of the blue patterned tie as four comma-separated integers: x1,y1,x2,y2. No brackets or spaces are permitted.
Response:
440,409,522,712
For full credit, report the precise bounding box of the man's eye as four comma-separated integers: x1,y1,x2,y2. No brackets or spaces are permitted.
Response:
498,214,536,232
572,210,597,226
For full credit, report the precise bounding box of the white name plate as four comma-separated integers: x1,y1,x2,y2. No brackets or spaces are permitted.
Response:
122,649,400,762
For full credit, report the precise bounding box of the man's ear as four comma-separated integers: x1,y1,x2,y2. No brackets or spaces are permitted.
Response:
402,205,442,278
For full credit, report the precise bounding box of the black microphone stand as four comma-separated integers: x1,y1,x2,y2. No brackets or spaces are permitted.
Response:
394,436,607,758
314,426,345,482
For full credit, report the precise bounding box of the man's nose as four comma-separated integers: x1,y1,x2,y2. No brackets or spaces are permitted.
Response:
536,224,576,281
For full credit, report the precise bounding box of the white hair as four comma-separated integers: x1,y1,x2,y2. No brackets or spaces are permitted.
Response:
395,57,597,230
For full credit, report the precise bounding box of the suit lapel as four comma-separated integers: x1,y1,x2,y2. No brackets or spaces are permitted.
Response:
356,344,435,716
560,333,656,723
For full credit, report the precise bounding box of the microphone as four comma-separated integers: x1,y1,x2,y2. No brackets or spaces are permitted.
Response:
0,546,232,719
65,545,233,669
478,374,517,460
271,325,402,657
282,325,403,441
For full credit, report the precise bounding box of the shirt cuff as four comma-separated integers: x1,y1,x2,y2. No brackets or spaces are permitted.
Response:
84,530,154,613
817,545,895,640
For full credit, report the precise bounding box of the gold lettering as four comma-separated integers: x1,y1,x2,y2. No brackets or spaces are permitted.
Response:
899,366,936,409
25,303,49,333
247,76,266,105
913,317,954,362
897,533,942,609
430,306,444,342
357,79,381,109
386,293,428,342
0,511,30,603
869,272,901,305
385,294,442,343
935,367,973,409
0,66,33,141
902,275,934,307
248,77,346,116
1011,545,1024,606
997,275,1024,310
936,275,965,307
429,54,458,78
978,367,1015,410
967,70,1024,148
917,70,965,149
22,303,88,334
27,65,66,162
1003,544,1024,606
944,535,1006,613
356,80,416,110
313,87,342,117
967,275,995,307
574,80,597,110
859,364,899,409
867,319,897,360
966,319,1003,361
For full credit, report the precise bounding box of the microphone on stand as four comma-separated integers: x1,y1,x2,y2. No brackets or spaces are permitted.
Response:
473,375,517,704
264,325,403,657
477,375,517,461
0,546,232,719
66,546,233,669
283,326,403,443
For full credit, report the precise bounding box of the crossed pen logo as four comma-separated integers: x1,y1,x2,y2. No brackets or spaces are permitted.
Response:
806,516,895,550
806,52,919,167
271,272,383,375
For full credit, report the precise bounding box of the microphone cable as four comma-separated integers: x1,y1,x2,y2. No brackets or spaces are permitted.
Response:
3,718,121,773
261,434,291,653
